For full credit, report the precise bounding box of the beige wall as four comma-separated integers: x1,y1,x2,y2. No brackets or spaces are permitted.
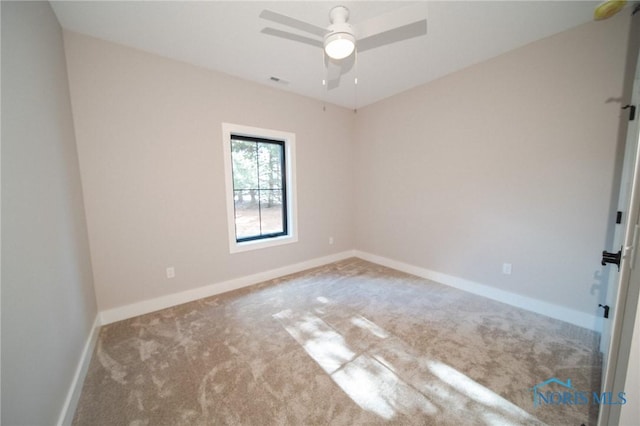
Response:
1,2,97,424
63,32,355,312
353,13,630,319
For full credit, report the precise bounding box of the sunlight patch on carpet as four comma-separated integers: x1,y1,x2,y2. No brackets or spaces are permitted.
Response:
425,360,544,424
273,309,355,374
350,315,389,339
274,306,545,424
274,308,436,419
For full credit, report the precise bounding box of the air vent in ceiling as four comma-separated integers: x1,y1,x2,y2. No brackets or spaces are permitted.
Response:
269,76,289,85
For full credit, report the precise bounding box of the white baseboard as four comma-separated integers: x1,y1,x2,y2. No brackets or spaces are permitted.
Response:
99,247,597,330
58,315,101,426
353,250,599,331
100,250,357,325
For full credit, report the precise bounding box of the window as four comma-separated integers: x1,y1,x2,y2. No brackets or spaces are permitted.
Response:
222,123,297,253
231,136,287,241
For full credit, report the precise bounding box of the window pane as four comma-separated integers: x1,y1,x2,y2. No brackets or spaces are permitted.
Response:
231,140,258,190
260,190,284,235
234,189,261,239
258,142,283,190
229,134,289,243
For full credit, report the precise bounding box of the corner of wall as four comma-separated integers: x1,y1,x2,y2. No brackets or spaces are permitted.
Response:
57,316,101,426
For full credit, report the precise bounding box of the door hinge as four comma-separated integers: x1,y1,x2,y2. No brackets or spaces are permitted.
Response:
622,104,636,121
601,248,622,270
598,304,610,319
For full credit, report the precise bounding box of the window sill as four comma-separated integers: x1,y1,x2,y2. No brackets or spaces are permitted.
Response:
229,234,298,254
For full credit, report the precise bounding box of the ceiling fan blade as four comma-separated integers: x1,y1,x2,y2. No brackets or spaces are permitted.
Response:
261,28,323,48
325,55,355,90
327,64,342,90
326,59,342,81
260,10,329,38
357,20,427,53
355,3,427,40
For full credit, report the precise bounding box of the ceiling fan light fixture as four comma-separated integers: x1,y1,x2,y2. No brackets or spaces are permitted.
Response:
324,32,355,60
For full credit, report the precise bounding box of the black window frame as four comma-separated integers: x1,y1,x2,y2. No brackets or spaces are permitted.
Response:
230,134,288,243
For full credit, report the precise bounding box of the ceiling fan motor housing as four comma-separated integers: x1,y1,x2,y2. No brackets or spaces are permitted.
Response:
329,6,349,24
324,6,356,59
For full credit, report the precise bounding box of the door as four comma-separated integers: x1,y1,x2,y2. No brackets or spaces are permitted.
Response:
598,6,640,425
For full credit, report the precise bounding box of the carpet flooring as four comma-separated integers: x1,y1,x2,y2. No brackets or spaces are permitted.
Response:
72,258,602,425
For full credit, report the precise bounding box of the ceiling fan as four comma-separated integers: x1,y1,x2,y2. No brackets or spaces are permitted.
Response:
259,4,427,89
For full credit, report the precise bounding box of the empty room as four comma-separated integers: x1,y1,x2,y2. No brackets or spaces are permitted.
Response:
3,1,640,425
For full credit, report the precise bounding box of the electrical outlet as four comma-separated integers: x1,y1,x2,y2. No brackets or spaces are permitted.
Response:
166,266,175,279
502,263,512,275
329,236,334,245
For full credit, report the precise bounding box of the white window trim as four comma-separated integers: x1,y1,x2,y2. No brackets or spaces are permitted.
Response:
222,123,298,254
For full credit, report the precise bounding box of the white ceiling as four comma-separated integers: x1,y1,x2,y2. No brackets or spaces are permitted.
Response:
51,1,603,109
